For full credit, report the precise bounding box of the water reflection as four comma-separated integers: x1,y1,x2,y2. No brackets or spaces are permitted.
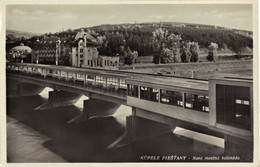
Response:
7,94,226,162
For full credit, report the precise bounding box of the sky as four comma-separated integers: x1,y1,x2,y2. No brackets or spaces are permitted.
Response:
6,4,253,34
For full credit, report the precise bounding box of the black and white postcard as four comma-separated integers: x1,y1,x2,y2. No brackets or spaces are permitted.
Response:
0,0,259,166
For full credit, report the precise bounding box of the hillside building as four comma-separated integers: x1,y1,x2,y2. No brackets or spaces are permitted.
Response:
71,29,119,67
32,36,70,65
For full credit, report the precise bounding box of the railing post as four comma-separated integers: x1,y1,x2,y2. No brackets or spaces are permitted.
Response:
42,68,45,77
75,73,77,82
105,77,108,88
118,78,120,88
138,85,140,98
59,70,61,80
41,68,44,75
84,74,86,84
182,92,185,108
158,89,161,103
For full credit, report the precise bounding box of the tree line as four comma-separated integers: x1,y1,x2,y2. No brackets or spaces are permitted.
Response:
6,23,252,65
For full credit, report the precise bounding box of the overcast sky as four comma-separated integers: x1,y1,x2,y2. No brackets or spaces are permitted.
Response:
6,4,252,34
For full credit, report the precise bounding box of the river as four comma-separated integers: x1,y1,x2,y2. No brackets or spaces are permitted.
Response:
7,88,227,162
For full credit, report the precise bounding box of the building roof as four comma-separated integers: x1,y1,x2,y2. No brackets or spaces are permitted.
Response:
38,36,68,45
72,29,98,47
74,29,96,41
127,76,209,93
10,43,32,53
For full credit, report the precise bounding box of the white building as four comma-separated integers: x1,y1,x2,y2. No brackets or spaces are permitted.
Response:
99,56,119,67
71,29,119,67
72,29,99,67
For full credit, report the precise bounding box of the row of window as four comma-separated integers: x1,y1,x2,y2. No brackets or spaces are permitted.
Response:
77,48,97,52
74,58,118,66
107,77,118,86
127,84,209,113
10,65,127,88
104,60,118,66
88,60,98,66
38,51,56,54
161,89,183,107
37,54,56,58
235,99,250,105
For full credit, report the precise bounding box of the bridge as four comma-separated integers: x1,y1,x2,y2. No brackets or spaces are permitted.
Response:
6,62,253,156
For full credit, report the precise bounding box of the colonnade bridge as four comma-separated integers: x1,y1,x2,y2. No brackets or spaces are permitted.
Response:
6,62,253,154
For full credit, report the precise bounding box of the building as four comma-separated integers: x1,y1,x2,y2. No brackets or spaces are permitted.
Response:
126,75,253,151
32,36,70,65
98,56,120,67
71,29,98,67
71,29,119,67
8,43,32,63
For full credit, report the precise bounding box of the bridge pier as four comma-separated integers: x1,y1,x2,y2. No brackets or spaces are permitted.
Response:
7,78,20,92
68,98,121,123
8,82,45,97
107,107,172,149
35,90,82,110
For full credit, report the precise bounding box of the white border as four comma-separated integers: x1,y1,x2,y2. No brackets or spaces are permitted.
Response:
0,1,259,167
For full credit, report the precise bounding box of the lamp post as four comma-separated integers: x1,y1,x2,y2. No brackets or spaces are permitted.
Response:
21,54,23,63
17,51,23,63
56,39,61,65
36,39,40,64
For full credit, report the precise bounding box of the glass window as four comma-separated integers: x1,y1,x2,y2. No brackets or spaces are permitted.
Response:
76,73,84,80
61,71,67,77
96,76,106,84
172,91,183,107
68,72,76,79
119,79,127,88
243,100,250,105
127,84,138,97
160,90,171,104
107,77,118,86
185,93,209,112
140,86,148,99
86,75,95,82
236,99,250,105
236,99,242,104
140,86,158,102
160,89,183,107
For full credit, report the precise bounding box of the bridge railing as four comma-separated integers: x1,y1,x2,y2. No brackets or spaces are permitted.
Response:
6,68,127,98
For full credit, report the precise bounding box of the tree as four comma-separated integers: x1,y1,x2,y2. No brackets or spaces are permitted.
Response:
207,42,218,61
132,51,139,64
123,47,134,65
190,42,200,62
180,41,191,63
162,48,173,63
152,28,182,64
106,32,125,56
